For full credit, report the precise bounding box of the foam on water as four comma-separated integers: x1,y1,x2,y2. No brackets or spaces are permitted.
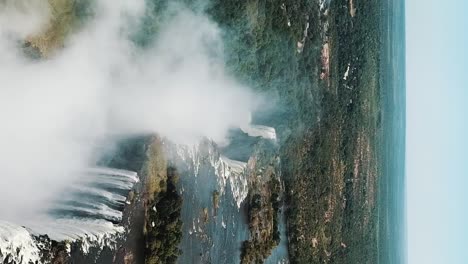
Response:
173,142,249,208
0,221,40,264
0,167,138,263
240,125,277,141
172,124,276,208
213,156,248,208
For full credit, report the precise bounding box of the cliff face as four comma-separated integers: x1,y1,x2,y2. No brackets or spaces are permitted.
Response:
0,134,162,264
206,0,383,263
160,134,283,264
0,168,138,264
4,0,390,263
241,142,283,264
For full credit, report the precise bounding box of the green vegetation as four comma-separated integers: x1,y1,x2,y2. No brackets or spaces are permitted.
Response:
144,137,168,201
281,1,382,263
206,0,383,263
145,167,183,264
206,0,322,140
241,177,282,264
269,178,281,243
240,147,282,264
102,136,183,264
24,0,385,262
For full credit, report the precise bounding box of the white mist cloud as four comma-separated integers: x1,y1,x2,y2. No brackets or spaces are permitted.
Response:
0,0,258,221
109,10,256,143
0,0,50,38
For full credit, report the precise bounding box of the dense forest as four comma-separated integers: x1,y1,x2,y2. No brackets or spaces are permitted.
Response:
21,0,385,263
145,167,183,264
207,0,383,263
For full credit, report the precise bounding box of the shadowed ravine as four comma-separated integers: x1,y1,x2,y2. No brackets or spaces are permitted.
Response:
0,0,405,263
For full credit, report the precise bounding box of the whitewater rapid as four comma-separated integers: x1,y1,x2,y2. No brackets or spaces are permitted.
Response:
0,167,138,263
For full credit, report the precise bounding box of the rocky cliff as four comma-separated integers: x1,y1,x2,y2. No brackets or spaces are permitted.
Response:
1,0,391,263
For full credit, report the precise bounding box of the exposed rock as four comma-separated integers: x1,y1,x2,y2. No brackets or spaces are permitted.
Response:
241,141,283,264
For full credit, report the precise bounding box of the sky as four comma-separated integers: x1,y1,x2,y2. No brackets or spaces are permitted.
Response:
406,1,468,263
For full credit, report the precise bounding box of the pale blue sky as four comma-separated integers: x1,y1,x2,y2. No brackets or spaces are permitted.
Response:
407,1,468,263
